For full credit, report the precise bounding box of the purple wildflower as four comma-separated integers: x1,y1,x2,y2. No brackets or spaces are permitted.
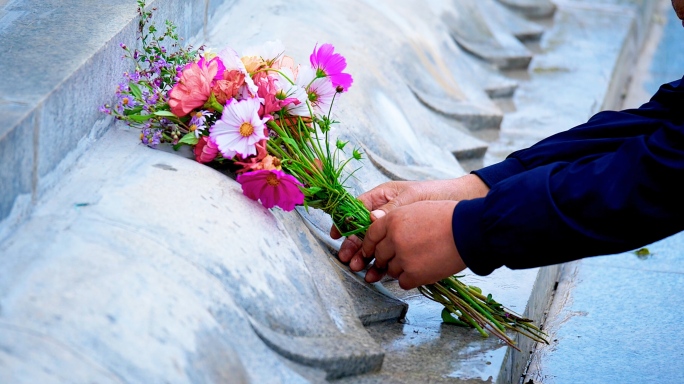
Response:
189,110,212,137
116,91,137,113
99,105,111,114
140,127,163,148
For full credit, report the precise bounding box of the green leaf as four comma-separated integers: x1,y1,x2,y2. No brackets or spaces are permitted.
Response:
126,114,154,122
441,308,469,327
281,137,300,150
634,247,652,259
178,132,199,146
153,110,177,117
123,106,143,116
468,285,482,294
129,82,143,100
305,187,323,196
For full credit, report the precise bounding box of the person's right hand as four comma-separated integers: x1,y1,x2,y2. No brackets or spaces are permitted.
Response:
330,174,489,272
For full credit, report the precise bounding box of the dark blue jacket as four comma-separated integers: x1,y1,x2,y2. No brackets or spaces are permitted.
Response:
453,76,684,276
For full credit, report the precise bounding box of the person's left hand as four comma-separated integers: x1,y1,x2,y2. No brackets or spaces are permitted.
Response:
361,200,467,289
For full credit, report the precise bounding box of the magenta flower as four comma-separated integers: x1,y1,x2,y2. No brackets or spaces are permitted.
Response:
310,43,353,91
237,169,305,211
210,97,268,158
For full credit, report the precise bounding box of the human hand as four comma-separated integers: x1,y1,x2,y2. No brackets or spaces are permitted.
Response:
361,200,467,289
330,174,488,272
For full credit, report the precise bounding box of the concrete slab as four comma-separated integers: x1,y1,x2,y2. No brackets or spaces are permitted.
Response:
446,1,534,70
526,260,684,384
484,2,638,166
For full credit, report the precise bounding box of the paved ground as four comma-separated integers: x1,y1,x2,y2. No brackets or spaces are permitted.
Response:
524,3,684,383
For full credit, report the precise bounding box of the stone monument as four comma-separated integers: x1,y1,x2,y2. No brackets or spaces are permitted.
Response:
0,0,654,382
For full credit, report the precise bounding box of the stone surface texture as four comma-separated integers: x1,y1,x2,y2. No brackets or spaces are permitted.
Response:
0,0,659,382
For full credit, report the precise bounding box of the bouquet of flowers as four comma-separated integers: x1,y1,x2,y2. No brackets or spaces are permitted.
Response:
102,0,547,350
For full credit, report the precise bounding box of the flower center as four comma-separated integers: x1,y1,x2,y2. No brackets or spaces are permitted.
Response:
308,91,318,103
239,122,254,137
189,124,197,132
265,173,280,187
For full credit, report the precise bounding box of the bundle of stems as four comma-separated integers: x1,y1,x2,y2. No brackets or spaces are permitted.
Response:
419,277,548,349
265,98,547,350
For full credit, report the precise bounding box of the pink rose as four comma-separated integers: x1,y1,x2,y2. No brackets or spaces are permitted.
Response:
194,136,219,163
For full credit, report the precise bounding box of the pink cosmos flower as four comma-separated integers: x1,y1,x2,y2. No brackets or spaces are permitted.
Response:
237,169,305,211
310,43,353,91
210,97,268,158
290,67,336,116
194,136,219,163
273,67,306,115
169,59,220,117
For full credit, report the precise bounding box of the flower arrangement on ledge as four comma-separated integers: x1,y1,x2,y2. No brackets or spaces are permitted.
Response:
102,0,548,350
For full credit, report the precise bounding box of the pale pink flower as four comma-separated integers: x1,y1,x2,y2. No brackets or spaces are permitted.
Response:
272,55,299,80
237,169,304,211
210,97,268,158
310,43,353,91
274,67,306,115
290,66,336,116
169,60,219,117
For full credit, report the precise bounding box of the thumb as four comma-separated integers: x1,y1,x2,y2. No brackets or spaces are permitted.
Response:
372,197,404,220
370,209,386,222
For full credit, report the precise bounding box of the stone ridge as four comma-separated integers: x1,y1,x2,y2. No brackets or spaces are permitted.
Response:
0,0,227,240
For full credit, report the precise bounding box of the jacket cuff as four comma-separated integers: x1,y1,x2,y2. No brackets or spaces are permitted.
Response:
452,199,503,276
472,158,526,188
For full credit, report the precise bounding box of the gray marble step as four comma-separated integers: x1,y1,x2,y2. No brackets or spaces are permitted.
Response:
0,0,225,240
496,0,557,18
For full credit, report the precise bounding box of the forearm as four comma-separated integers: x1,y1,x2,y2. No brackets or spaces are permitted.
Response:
474,77,684,189
454,117,684,275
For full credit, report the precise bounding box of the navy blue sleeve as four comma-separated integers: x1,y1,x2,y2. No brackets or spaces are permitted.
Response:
456,77,684,276
473,77,684,187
